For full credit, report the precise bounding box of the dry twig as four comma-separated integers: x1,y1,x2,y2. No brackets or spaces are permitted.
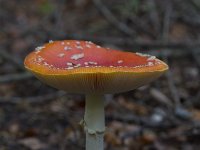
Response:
61,34,200,49
0,91,65,105
92,0,135,36
161,1,181,107
0,49,24,70
0,72,33,84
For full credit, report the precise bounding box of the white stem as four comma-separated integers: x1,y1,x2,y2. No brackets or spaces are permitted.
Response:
84,94,105,150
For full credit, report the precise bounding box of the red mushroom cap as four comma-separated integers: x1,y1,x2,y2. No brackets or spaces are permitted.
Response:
24,40,168,94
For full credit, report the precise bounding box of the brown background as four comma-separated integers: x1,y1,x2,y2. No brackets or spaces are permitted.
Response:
0,0,200,149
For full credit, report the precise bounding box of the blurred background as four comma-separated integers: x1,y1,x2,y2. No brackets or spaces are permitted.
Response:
0,0,200,149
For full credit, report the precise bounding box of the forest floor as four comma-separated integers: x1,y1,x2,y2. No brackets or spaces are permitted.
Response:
0,0,200,150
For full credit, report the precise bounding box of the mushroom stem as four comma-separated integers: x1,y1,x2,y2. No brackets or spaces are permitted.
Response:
84,94,105,150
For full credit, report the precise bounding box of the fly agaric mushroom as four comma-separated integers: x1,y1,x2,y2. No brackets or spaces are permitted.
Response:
24,40,168,150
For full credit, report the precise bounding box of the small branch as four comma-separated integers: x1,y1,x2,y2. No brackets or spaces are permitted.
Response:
192,49,200,69
61,34,200,49
161,1,181,107
0,72,33,84
92,0,135,37
0,49,24,70
106,112,177,129
150,88,173,108
0,91,65,105
146,0,161,35
164,58,181,107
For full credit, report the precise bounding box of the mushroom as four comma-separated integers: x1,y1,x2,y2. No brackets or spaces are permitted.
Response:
24,40,168,150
